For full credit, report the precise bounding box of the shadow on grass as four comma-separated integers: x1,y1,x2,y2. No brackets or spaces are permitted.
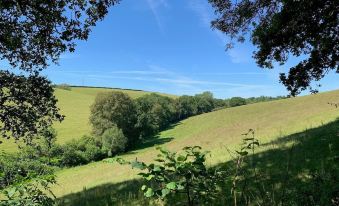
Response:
56,179,154,206
133,136,174,151
57,119,339,206
128,122,182,152
215,118,339,205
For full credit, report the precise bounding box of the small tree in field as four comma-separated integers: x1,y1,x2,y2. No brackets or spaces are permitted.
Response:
101,126,127,157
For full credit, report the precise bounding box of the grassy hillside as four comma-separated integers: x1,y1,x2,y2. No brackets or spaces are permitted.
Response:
0,87,173,153
53,90,339,205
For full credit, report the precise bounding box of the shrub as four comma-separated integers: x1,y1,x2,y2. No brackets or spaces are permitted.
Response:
101,126,128,157
0,175,56,206
117,146,222,205
60,144,88,167
60,136,103,166
83,143,104,161
0,153,54,190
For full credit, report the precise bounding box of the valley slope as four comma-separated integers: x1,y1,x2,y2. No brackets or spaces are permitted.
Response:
53,89,339,203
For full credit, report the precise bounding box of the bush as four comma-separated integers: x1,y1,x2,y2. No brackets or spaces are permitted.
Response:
101,126,128,157
61,144,88,167
116,146,222,205
0,153,54,189
1,175,56,206
60,136,103,167
83,143,104,161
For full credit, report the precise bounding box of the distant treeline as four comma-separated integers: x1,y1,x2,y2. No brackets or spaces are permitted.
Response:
53,83,145,92
224,95,287,108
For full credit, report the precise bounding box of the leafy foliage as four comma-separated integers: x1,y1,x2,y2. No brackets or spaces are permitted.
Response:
0,0,120,72
117,146,222,206
0,0,120,145
135,94,177,139
194,91,215,114
90,90,286,152
0,152,54,190
101,126,127,157
209,0,338,96
60,136,103,167
0,175,56,206
175,95,198,120
229,97,247,107
0,71,63,144
90,91,138,145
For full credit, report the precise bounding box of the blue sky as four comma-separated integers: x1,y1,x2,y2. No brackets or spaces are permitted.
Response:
43,0,337,98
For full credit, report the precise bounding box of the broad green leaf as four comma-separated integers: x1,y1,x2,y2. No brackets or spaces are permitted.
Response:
153,165,162,172
166,182,176,190
131,161,146,170
144,188,154,197
177,155,187,162
7,187,16,198
141,185,147,191
146,174,154,181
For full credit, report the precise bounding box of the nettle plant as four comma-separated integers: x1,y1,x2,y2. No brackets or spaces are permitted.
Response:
117,146,222,206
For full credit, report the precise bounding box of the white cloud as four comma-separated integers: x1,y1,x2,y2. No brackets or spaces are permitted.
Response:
145,0,169,33
84,65,265,92
194,72,266,76
188,0,256,64
109,70,169,75
187,0,227,44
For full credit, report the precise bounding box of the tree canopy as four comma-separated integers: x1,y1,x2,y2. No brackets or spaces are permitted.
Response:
209,0,338,96
0,0,119,143
1,0,119,72
90,91,138,145
229,97,247,107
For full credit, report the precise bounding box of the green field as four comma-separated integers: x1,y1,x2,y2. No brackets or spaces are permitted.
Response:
49,89,339,205
0,87,174,153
